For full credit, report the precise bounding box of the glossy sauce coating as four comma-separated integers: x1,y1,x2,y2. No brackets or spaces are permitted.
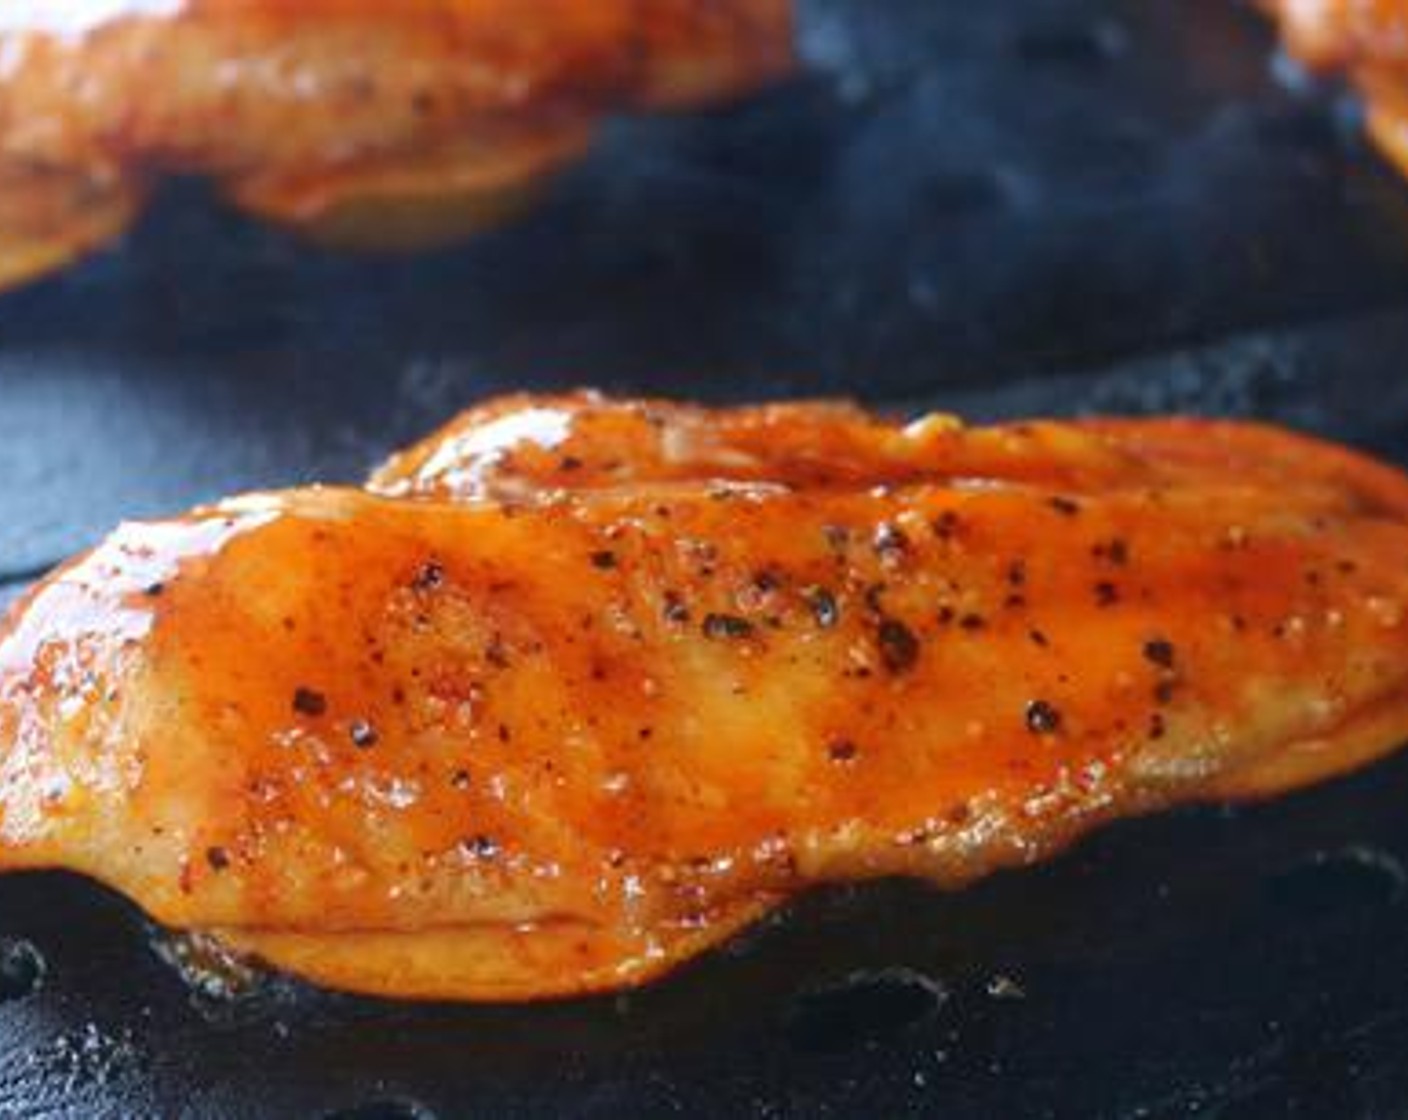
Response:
4,395,1408,1000
0,0,793,287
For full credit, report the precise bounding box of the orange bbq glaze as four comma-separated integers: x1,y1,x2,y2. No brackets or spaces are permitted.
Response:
3,395,1408,1000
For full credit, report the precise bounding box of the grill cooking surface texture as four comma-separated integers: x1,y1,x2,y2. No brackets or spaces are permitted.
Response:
5,1,1408,1117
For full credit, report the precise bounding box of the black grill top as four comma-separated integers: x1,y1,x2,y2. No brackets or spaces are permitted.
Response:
5,1,1408,1116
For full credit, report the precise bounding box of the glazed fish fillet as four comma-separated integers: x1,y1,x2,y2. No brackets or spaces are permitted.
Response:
4,394,1408,1001
1263,0,1408,177
0,0,793,290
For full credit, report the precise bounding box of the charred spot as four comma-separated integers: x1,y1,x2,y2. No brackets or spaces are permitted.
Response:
959,613,987,632
703,613,756,641
1006,561,1027,587
590,550,618,570
349,720,379,750
1048,496,1082,517
877,619,921,674
1029,628,1050,648
1026,699,1063,735
805,587,840,629
205,846,231,872
292,687,328,718
412,560,445,591
937,605,956,626
1094,581,1120,607
828,739,859,763
1143,638,1177,670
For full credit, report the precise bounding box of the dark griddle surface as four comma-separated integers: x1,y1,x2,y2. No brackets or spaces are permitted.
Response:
5,1,1408,1116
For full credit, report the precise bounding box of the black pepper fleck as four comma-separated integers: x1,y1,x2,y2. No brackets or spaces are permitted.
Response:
805,587,840,629
143,582,165,598
1094,581,1120,607
206,846,231,872
485,635,510,669
932,511,962,540
292,687,327,717
877,618,921,674
703,614,755,641
663,592,691,624
1048,496,1082,517
349,720,379,749
1094,539,1130,566
828,739,859,762
1026,700,1063,735
412,560,445,591
1143,638,1177,670
874,524,911,561
461,835,500,860
590,550,618,570
753,570,781,594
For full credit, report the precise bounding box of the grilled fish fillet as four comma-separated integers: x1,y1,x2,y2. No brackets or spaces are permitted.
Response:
4,394,1408,1001
0,0,793,290
1263,0,1408,177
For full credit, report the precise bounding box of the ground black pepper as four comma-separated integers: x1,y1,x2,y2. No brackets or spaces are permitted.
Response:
877,618,921,673
1143,638,1177,669
292,687,327,717
703,613,755,640
349,720,379,749
1026,699,1063,735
